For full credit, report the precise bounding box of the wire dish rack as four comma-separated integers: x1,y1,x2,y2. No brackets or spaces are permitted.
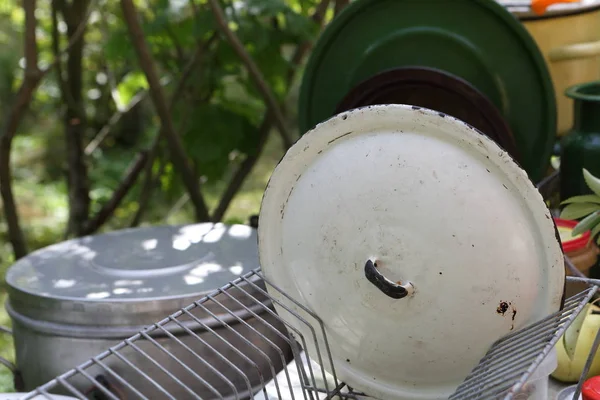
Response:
15,267,600,400
18,170,600,400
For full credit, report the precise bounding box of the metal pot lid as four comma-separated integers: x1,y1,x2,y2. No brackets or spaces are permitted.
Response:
298,0,556,183
7,223,257,301
497,0,600,19
334,66,520,162
258,105,564,400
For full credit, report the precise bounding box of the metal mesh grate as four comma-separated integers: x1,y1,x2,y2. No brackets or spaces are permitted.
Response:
19,270,348,400
17,271,600,400
450,284,597,400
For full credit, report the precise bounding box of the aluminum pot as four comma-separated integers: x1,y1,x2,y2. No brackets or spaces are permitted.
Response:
3,223,292,399
499,0,600,136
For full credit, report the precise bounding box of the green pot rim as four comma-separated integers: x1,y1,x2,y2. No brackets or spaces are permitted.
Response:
565,81,600,102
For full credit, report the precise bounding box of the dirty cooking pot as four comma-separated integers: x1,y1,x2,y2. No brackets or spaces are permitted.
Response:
3,223,292,399
258,104,565,400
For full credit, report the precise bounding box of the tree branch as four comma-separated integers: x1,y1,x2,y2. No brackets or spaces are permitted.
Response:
131,35,216,227
59,0,92,237
129,133,161,227
84,6,147,156
208,0,294,149
288,0,331,83
0,0,94,258
45,0,95,75
51,0,77,112
81,151,148,235
0,0,41,259
84,90,148,155
130,36,216,227
211,117,271,221
211,0,332,221
24,1,38,70
120,0,211,222
129,32,216,228
164,24,185,64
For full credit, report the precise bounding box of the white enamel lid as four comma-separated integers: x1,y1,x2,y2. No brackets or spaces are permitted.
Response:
258,104,564,399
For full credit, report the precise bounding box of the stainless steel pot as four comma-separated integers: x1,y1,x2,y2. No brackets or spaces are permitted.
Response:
2,223,292,399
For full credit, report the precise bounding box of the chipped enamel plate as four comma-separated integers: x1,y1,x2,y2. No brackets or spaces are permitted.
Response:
258,104,564,400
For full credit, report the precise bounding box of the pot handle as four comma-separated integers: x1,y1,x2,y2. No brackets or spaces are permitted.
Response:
549,40,600,62
364,259,415,299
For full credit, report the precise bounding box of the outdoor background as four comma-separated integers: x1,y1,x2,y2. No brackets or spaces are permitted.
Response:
0,0,343,391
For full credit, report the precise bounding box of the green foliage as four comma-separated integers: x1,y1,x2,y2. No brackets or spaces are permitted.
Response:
0,0,324,375
584,168,600,197
101,0,318,185
561,203,600,220
183,103,260,180
561,194,600,205
0,0,325,244
573,211,600,237
561,169,600,244
114,71,148,110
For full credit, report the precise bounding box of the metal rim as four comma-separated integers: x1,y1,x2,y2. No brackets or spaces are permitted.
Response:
5,274,266,327
566,80,600,102
5,299,273,339
298,0,557,182
334,66,521,162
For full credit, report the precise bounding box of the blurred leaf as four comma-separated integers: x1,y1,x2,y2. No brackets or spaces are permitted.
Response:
9,6,22,25
160,162,175,191
89,187,113,214
573,211,600,236
217,76,265,125
560,203,600,220
591,223,600,240
193,8,217,38
284,11,318,39
250,41,290,99
584,169,600,197
245,0,318,40
105,27,135,62
214,41,243,74
246,0,289,15
182,103,259,180
114,71,148,111
561,194,600,205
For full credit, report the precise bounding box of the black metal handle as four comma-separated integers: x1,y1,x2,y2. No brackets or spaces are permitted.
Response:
364,259,414,299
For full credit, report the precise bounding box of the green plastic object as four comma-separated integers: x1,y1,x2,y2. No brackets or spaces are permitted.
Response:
560,81,600,200
298,0,556,183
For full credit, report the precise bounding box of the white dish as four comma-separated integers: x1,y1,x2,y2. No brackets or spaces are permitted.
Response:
258,104,565,399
